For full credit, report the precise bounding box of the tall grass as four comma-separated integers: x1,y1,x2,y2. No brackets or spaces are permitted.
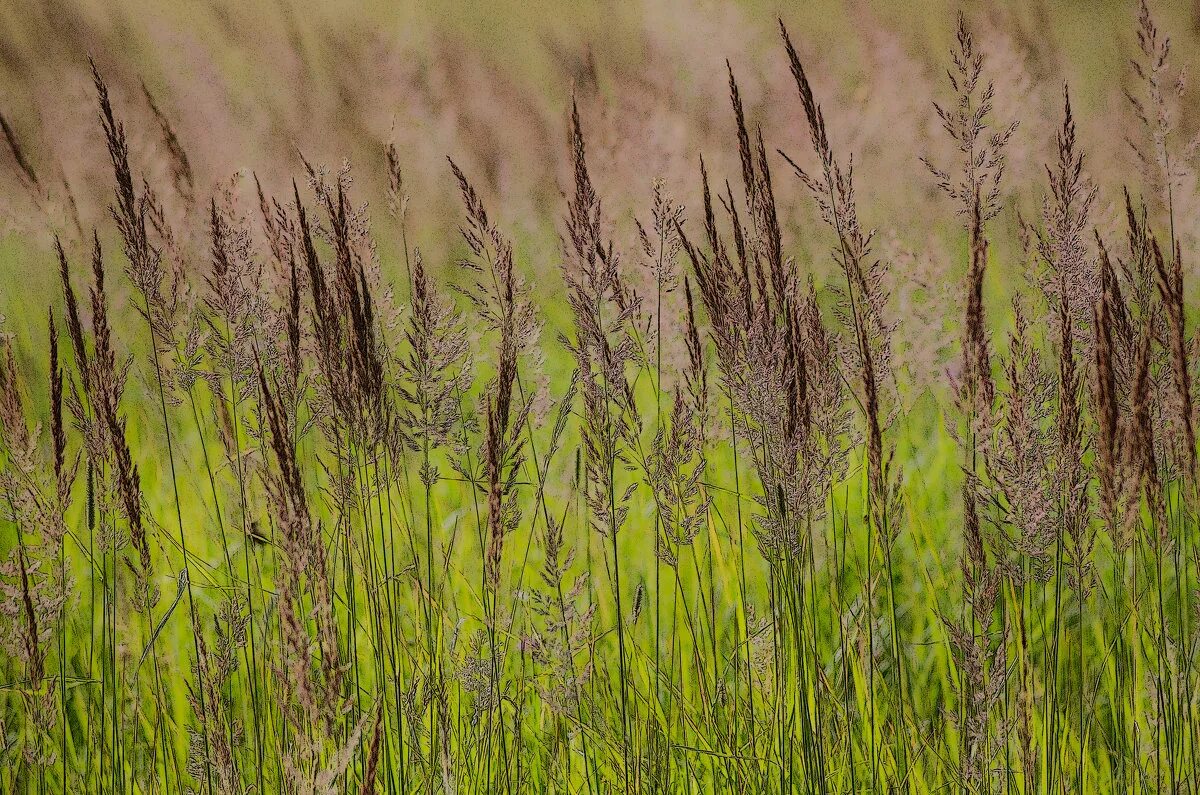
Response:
1,2,1200,793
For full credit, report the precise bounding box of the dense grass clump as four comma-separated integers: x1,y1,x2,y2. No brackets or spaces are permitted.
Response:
3,2,1200,792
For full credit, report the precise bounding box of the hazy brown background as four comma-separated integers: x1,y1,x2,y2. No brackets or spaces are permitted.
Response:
2,0,1199,388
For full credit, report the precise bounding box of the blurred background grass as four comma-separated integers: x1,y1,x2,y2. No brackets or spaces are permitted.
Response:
2,0,1199,389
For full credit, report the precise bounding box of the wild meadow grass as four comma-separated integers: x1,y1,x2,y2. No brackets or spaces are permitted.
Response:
1,2,1200,792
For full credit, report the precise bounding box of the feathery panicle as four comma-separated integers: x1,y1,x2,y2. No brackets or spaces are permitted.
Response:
922,12,1018,221
1154,236,1195,478
451,160,536,589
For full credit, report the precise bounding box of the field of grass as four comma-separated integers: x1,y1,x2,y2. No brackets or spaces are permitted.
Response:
3,1,1200,793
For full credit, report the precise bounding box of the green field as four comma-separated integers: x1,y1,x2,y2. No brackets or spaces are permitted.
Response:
2,1,1200,792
